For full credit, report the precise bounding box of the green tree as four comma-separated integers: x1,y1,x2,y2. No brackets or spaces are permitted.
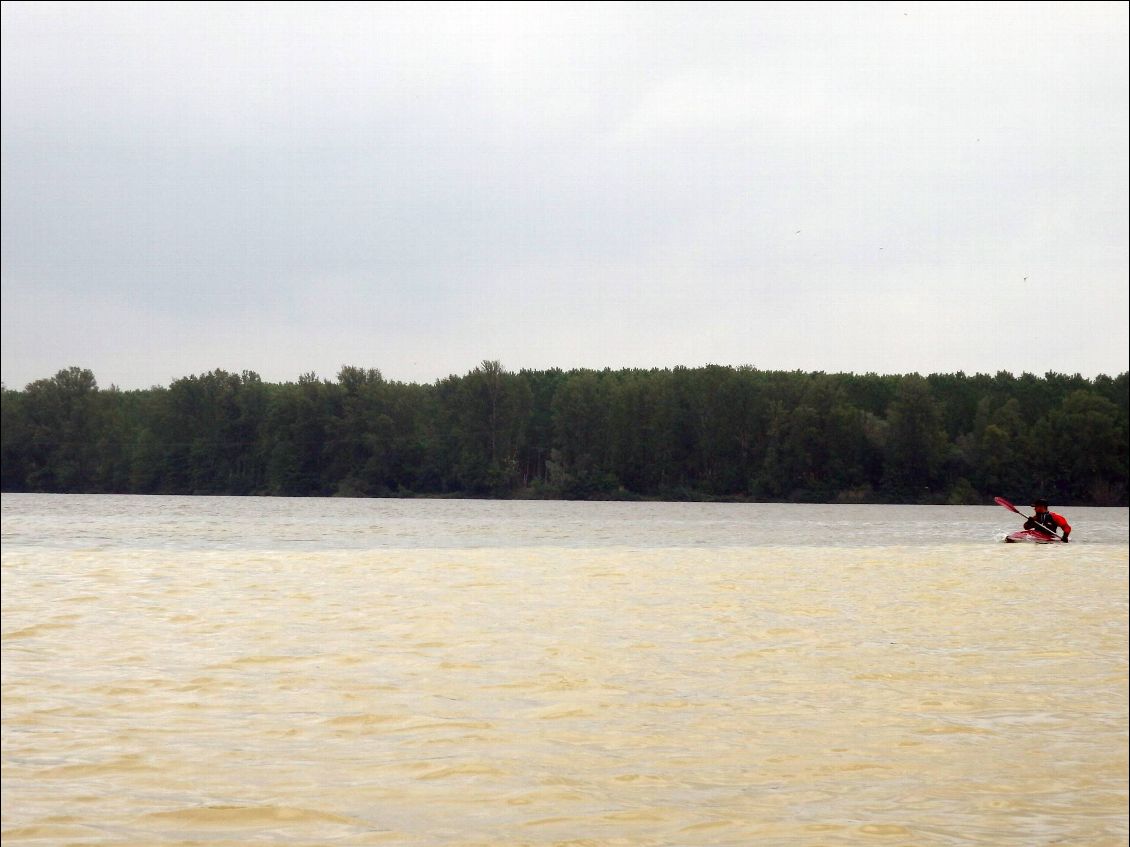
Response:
1034,390,1127,504
882,375,949,501
709,366,773,496
549,370,617,498
1,364,1126,505
19,367,103,491
156,370,266,494
609,370,675,495
449,361,532,495
324,366,386,495
1,385,30,491
264,374,333,496
518,368,565,489
963,396,1026,498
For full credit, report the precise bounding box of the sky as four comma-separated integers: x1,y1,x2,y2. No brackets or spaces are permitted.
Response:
2,1,1128,391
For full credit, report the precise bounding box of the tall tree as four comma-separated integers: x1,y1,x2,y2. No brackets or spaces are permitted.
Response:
264,374,333,496
549,370,616,497
2,364,1127,505
450,361,532,494
324,366,386,495
1,386,31,491
882,375,949,500
19,367,103,491
1034,390,1127,504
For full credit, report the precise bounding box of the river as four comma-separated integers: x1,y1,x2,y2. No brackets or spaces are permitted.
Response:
2,494,1127,846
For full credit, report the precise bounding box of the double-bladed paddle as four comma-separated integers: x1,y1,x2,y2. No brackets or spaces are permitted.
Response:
994,496,1062,541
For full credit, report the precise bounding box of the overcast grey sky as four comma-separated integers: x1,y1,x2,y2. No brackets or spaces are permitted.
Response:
2,1,1127,390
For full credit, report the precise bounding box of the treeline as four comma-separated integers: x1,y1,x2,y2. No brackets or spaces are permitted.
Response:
1,363,1127,505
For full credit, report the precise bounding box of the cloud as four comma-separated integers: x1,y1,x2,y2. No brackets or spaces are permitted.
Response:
2,2,1127,388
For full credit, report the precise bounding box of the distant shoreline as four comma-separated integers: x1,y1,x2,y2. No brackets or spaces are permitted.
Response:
3,365,1126,507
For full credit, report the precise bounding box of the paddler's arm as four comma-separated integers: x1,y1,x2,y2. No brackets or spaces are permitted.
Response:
1054,513,1071,542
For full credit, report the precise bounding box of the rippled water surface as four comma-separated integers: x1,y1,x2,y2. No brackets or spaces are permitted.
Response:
2,495,1127,846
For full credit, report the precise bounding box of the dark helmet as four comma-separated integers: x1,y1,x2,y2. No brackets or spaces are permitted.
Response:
1032,498,1049,508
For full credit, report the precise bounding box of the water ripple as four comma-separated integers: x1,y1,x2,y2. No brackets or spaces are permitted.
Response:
2,496,1127,846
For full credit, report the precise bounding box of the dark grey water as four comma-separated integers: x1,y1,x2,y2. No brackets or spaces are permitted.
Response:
2,494,1126,551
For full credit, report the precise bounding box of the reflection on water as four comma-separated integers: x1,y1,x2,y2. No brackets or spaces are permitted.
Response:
2,495,1128,846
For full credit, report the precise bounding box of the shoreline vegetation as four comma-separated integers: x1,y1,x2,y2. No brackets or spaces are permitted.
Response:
2,363,1127,506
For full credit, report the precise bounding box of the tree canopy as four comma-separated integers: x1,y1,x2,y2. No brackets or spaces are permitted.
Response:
2,363,1126,505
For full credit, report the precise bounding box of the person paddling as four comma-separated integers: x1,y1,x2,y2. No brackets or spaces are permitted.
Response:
1024,498,1071,542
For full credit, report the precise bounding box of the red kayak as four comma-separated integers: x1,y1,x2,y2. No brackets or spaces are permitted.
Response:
1005,529,1063,544
995,497,1065,543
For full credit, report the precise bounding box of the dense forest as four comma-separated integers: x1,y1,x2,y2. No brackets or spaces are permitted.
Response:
1,363,1127,505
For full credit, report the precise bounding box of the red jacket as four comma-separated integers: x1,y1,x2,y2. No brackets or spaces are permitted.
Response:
1026,511,1071,537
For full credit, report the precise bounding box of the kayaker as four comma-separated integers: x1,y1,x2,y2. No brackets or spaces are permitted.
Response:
1024,498,1071,542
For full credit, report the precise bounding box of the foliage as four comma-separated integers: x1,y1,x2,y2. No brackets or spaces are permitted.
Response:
2,364,1126,505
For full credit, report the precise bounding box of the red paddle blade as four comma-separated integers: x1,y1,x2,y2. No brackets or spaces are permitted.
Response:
994,496,1022,515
